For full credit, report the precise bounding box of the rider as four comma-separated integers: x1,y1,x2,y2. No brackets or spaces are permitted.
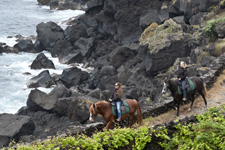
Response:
177,61,188,101
109,82,123,122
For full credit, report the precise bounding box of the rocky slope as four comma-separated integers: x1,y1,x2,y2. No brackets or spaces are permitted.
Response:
0,0,225,147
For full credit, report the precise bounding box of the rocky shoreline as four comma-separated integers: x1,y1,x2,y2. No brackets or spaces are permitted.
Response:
0,0,225,147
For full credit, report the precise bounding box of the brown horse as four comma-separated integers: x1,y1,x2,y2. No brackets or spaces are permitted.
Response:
162,77,207,116
89,99,143,129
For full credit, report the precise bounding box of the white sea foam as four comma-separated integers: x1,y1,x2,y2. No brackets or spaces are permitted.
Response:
0,0,84,45
0,51,72,114
0,0,86,114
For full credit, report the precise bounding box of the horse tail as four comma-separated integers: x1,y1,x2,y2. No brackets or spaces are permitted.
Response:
135,100,143,126
201,78,207,97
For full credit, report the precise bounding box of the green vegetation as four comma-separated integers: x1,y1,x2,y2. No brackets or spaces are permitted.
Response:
158,106,225,150
220,0,225,6
5,106,225,150
203,16,225,41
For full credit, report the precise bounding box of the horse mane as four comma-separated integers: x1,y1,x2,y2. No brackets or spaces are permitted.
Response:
95,100,108,105
94,101,110,109
168,78,178,89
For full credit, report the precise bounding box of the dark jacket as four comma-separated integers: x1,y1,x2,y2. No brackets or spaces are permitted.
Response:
177,67,187,80
110,90,122,102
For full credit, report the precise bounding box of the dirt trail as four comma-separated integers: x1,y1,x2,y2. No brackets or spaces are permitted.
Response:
144,69,225,126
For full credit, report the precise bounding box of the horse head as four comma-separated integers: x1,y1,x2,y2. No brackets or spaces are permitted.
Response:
89,103,98,122
161,78,171,94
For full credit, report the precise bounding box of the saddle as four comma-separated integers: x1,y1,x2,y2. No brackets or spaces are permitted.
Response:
111,100,130,117
177,78,195,95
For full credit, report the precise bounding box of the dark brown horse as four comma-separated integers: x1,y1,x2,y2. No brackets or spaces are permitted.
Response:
89,99,143,129
162,77,207,116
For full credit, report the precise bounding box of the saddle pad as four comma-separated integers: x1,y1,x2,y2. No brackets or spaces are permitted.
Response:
112,101,130,117
178,79,195,95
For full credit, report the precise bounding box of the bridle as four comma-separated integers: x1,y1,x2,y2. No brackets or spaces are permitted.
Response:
89,104,98,121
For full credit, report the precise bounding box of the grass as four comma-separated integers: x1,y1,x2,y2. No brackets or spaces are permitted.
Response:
214,38,225,56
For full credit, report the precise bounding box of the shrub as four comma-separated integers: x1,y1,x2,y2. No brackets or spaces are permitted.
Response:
6,106,225,150
203,17,225,41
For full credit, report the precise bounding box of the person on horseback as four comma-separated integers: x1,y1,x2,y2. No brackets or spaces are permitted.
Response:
109,82,123,122
177,61,188,101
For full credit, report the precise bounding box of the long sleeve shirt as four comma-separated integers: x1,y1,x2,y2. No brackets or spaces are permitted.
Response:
177,67,187,80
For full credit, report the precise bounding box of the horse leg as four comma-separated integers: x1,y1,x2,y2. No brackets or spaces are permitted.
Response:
133,115,138,124
201,93,207,106
188,94,195,111
176,100,180,116
129,114,134,128
173,99,177,110
198,90,207,107
104,121,114,129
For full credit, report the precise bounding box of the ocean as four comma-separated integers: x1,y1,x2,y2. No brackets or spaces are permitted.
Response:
0,0,84,113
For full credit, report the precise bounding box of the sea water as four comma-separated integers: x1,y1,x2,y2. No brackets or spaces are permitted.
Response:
0,0,85,113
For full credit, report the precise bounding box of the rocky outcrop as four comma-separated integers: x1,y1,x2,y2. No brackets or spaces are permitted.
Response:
140,19,193,76
59,67,89,88
54,96,99,123
37,0,89,10
0,44,3,54
13,40,35,53
27,70,55,88
0,114,35,146
30,53,55,69
27,85,71,112
172,0,220,23
34,22,64,52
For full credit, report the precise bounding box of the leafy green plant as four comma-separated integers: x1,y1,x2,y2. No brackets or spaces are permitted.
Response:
5,106,225,150
203,17,225,41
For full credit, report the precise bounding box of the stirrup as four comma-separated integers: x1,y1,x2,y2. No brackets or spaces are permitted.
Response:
116,118,121,122
182,97,187,101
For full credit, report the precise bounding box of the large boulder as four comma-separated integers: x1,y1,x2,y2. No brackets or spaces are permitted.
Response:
140,19,193,76
87,88,105,100
13,40,35,53
64,24,88,45
30,53,55,69
0,44,3,54
0,114,35,146
48,0,88,10
74,37,94,57
215,22,225,38
59,51,83,64
17,108,77,139
27,86,71,112
59,67,89,88
37,0,50,5
139,9,161,29
27,70,55,88
109,46,135,69
54,96,99,123
51,40,83,64
172,0,220,23
51,40,73,58
189,12,207,25
34,22,64,52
